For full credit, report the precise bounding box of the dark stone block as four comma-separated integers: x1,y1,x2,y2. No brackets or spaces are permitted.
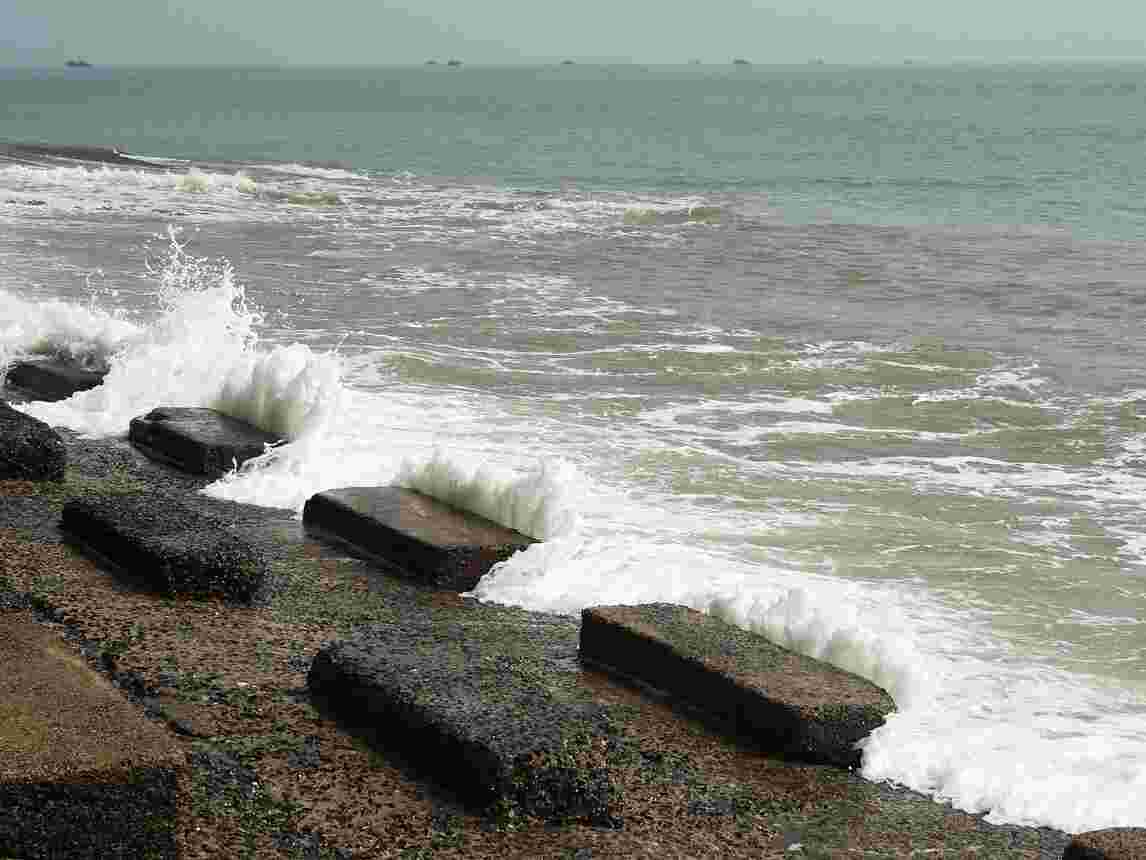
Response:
0,401,66,481
61,491,269,602
307,612,621,823
0,773,179,860
579,604,896,769
129,406,282,477
302,486,536,590
5,359,105,402
1064,829,1146,859
0,610,182,859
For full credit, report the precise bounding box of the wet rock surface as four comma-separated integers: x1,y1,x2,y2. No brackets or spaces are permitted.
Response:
129,406,282,477
4,359,106,402
303,485,536,590
0,401,65,481
580,604,895,769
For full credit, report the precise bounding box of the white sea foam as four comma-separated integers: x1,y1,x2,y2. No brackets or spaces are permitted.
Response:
20,231,344,441
396,448,582,540
0,163,259,198
0,290,139,373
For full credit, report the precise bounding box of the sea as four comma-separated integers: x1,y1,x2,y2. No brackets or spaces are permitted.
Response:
2,63,1146,834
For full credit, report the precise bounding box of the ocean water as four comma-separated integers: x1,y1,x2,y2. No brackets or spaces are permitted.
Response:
3,63,1146,834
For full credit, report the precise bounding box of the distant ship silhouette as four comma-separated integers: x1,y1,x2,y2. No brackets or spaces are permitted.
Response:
65,59,92,68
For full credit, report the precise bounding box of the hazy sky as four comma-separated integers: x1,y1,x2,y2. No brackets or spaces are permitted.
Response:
3,0,1146,65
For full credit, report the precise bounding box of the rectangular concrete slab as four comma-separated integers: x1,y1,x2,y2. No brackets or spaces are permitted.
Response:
579,604,896,769
5,359,105,402
128,406,282,477
0,608,182,859
61,491,270,602
307,609,621,824
302,485,536,591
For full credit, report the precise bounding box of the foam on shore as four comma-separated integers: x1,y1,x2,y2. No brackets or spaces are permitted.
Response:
396,448,582,540
16,232,343,442
0,292,139,374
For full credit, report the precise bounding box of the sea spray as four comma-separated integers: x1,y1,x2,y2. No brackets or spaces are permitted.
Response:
709,588,922,708
212,343,343,441
396,448,582,540
0,292,139,374
21,230,343,443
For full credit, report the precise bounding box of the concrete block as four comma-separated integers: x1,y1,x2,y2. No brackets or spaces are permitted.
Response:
580,603,895,769
5,359,105,402
0,401,65,481
302,485,535,591
61,492,269,602
0,609,182,859
129,406,281,477
308,611,620,824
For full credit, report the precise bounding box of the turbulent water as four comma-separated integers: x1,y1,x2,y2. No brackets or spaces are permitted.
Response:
3,63,1146,834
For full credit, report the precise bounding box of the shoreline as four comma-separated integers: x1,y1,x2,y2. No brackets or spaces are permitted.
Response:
0,414,1078,858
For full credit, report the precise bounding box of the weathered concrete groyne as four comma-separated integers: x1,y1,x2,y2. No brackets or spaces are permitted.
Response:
0,394,1124,857
62,491,271,603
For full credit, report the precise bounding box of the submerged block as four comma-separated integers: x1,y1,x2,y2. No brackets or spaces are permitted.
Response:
5,359,105,402
307,612,620,823
0,608,182,859
0,402,65,481
61,492,269,602
128,406,281,477
302,486,536,590
579,604,895,769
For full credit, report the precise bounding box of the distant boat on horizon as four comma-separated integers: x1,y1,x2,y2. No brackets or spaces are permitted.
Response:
447,59,462,68
65,59,92,68
732,58,751,66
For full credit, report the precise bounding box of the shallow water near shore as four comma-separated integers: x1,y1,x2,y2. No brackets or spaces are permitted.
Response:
3,63,1146,834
